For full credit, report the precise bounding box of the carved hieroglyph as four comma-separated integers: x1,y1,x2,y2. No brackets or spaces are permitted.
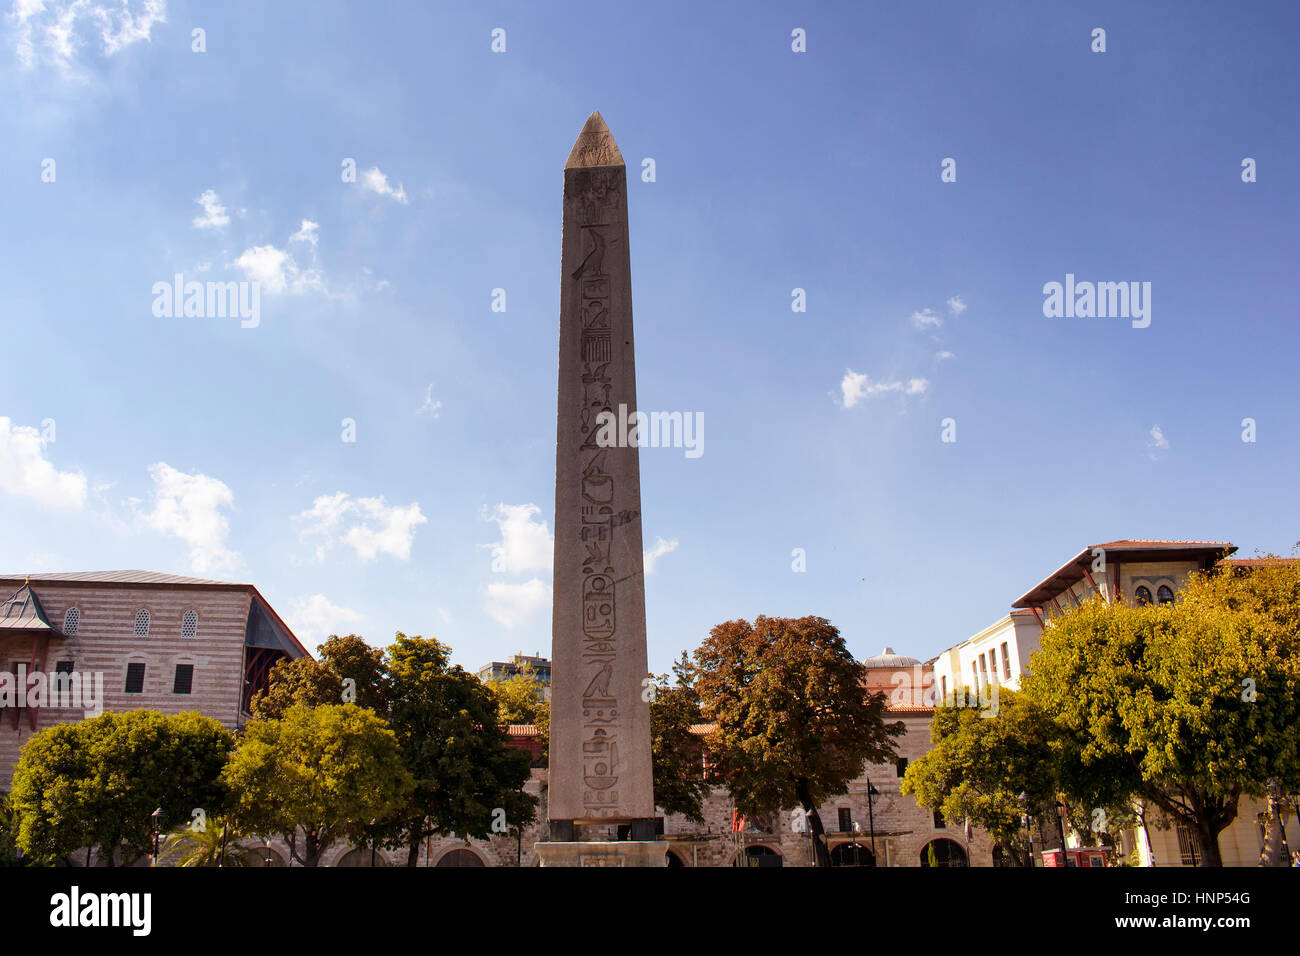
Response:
549,113,654,823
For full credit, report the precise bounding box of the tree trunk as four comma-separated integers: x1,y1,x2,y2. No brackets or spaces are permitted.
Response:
795,779,831,868
1193,819,1223,867
406,834,421,867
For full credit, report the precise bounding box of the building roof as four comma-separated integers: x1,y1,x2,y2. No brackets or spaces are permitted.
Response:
0,582,60,636
0,570,239,587
1217,557,1300,568
1012,541,1236,608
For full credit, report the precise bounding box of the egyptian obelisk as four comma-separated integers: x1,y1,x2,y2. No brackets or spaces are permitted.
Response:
538,113,660,866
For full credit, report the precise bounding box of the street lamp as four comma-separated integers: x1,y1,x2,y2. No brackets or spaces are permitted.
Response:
150,808,164,867
1055,799,1073,867
865,780,879,864
1018,791,1034,868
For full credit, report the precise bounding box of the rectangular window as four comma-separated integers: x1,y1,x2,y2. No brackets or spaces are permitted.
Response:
971,661,979,689
838,808,852,833
53,660,74,694
896,757,908,778
940,675,947,700
124,662,146,694
1176,825,1201,866
1001,642,1011,679
173,664,194,695
933,809,946,829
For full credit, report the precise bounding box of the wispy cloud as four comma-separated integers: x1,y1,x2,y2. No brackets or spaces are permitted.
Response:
361,166,409,204
946,295,967,316
286,594,363,645
484,579,549,629
233,243,323,295
144,462,239,576
840,371,928,409
12,0,166,73
288,219,319,246
0,416,87,509
644,536,678,574
418,384,441,417
1146,424,1170,460
192,189,229,230
910,308,942,330
295,492,427,562
483,503,552,573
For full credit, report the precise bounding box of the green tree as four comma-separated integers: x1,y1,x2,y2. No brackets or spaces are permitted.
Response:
0,791,24,866
483,661,550,764
694,616,904,867
222,704,412,867
11,710,232,865
649,653,712,824
1023,559,1300,867
381,634,536,866
252,634,387,720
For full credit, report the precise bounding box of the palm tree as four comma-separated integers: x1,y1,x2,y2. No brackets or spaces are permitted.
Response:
158,817,256,867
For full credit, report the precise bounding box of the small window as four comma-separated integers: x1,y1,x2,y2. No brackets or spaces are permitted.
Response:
1157,585,1174,606
896,758,908,778
933,809,946,829
134,609,151,637
182,610,198,639
940,675,947,700
1176,825,1201,866
1135,586,1153,606
838,808,853,832
63,607,80,636
173,664,194,695
125,662,146,694
1000,642,1011,680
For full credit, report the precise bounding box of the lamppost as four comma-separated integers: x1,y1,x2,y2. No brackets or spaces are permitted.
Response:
1018,791,1034,868
150,808,163,867
865,780,879,863
1055,799,1073,867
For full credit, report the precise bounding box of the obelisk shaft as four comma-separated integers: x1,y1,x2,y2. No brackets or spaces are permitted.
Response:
549,113,654,827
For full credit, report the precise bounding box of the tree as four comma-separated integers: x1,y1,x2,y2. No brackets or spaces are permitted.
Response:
0,791,23,866
11,710,232,865
694,616,904,867
649,652,712,823
381,633,536,865
483,661,550,765
158,816,257,867
252,634,387,720
222,704,412,867
1023,559,1300,867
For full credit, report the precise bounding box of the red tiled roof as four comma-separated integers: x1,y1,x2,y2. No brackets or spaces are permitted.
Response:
1092,539,1231,549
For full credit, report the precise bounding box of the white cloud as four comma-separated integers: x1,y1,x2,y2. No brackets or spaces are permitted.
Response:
418,384,441,417
643,536,678,574
946,296,967,316
840,371,929,408
232,243,324,295
289,219,319,246
12,0,166,72
360,166,409,204
144,462,239,576
936,350,955,361
0,417,87,509
911,308,942,330
295,492,426,562
484,578,549,629
286,594,363,645
192,189,229,230
484,503,552,573
1147,425,1170,458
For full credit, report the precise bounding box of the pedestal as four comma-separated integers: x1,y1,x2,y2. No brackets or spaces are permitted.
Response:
534,841,668,867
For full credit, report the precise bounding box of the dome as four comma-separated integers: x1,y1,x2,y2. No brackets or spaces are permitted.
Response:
861,646,921,668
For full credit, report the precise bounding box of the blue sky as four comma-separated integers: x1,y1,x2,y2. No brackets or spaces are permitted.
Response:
1,0,1297,673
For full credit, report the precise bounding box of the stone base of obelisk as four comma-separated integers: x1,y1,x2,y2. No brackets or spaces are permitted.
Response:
534,841,667,867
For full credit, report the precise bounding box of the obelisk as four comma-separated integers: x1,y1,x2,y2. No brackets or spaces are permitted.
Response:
539,112,661,866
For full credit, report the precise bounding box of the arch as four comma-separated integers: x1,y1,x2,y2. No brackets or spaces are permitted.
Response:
336,848,389,867
63,607,80,636
133,609,151,637
830,842,876,867
435,848,486,867
665,849,687,867
920,838,969,867
1135,586,1153,606
1157,585,1175,606
734,844,782,868
182,609,199,638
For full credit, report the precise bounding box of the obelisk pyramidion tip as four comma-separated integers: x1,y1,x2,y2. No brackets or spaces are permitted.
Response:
565,111,625,169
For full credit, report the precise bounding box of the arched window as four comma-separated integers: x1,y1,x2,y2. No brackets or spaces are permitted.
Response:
182,610,198,638
920,838,969,867
1157,585,1175,606
1135,586,1153,606
63,607,80,636
134,609,151,637
435,849,485,867
830,842,876,867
